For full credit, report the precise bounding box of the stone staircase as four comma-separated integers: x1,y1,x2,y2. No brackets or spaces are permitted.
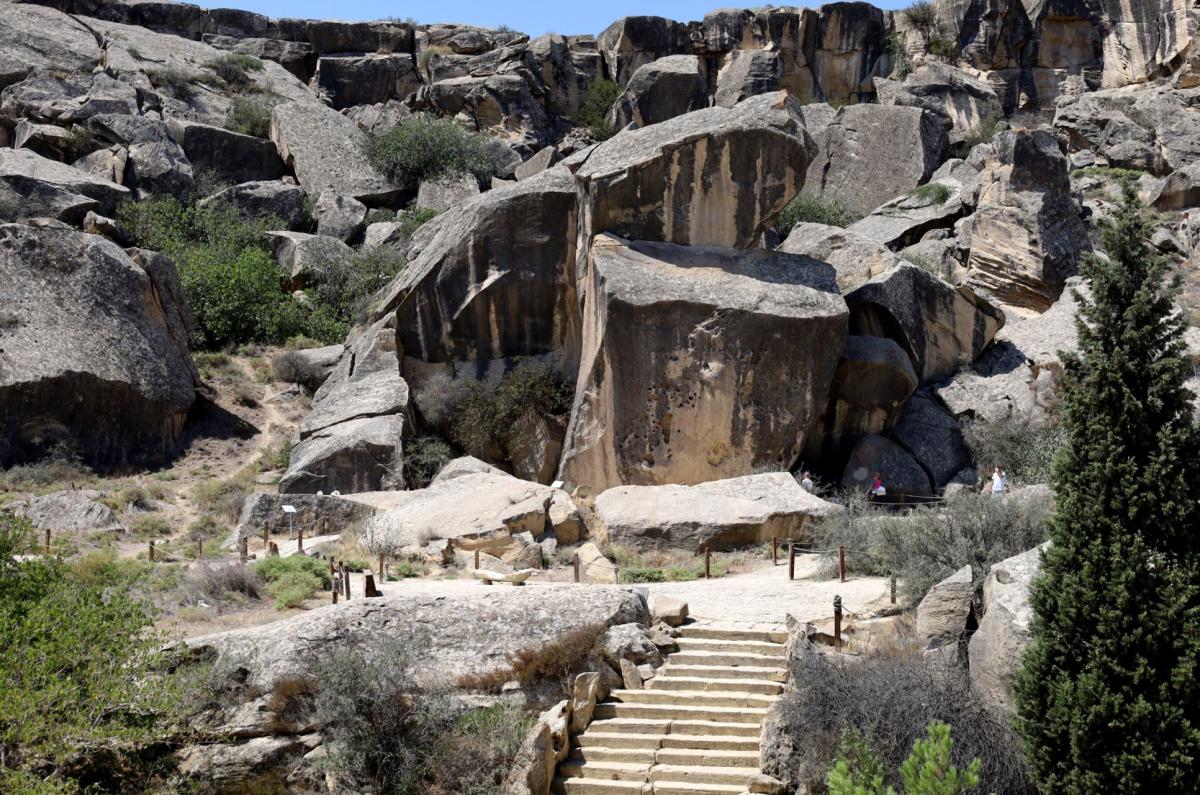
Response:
553,623,788,795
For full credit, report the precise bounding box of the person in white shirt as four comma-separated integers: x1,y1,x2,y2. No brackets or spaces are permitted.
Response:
801,471,814,492
991,466,1008,494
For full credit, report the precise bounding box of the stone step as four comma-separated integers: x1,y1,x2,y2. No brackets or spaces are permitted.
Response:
657,663,788,682
654,747,759,768
667,650,789,668
646,675,784,695
551,777,646,795
675,637,786,656
571,747,656,765
585,718,672,736
669,719,764,737
651,781,745,795
576,732,664,750
650,764,760,786
582,717,762,739
558,759,648,782
661,734,761,752
610,689,777,709
593,702,769,724
676,625,788,644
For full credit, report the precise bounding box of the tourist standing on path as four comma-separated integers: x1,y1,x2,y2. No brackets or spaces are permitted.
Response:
801,471,814,492
991,466,1008,494
869,472,886,500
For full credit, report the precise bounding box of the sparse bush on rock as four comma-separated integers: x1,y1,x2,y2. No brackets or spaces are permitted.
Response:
778,193,864,233
367,114,495,187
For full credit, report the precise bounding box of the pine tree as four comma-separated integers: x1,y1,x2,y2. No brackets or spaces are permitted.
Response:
1015,184,1200,792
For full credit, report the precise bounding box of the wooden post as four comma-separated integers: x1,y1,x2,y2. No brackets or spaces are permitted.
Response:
572,554,580,583
148,540,155,561
44,527,50,555
269,541,279,557
788,541,796,581
899,492,906,508
771,537,778,566
474,549,480,570
262,526,269,551
342,564,350,599
890,574,897,605
239,537,248,562
838,545,846,583
196,539,203,559
364,571,380,597
332,588,338,605
833,594,843,650
704,546,711,579
378,554,385,583
297,524,303,553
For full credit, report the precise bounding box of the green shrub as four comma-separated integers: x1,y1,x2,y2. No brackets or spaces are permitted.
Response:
907,183,951,205
396,206,438,237
828,722,982,795
118,198,338,348
777,193,863,234
224,95,275,138
364,208,395,226
620,566,666,583
962,413,1066,486
926,36,960,59
884,32,912,80
312,246,407,329
577,78,620,140
367,115,495,187
205,54,263,88
1071,165,1146,182
389,559,427,579
192,468,256,523
147,67,195,99
130,513,172,539
403,434,455,489
903,1,939,37
814,491,1050,604
69,551,151,590
253,554,332,589
0,446,93,495
265,570,321,608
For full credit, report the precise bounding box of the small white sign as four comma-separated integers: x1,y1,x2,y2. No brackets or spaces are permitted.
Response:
282,505,297,514
550,480,564,490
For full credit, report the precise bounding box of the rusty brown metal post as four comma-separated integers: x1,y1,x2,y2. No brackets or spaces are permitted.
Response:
332,589,338,604
148,540,155,561
263,526,269,550
833,595,843,650
788,542,796,581
704,546,711,579
838,545,846,583
297,524,303,553
573,554,580,583
771,537,778,566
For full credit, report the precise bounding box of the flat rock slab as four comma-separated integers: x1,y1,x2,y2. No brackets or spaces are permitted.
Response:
187,585,649,690
270,100,396,202
593,472,842,553
11,490,125,535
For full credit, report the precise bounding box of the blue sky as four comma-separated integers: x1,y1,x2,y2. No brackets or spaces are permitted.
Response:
197,1,903,39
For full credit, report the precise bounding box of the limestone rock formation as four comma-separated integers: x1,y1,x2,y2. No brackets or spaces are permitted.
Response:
279,415,404,495
875,63,1003,144
846,264,1004,383
201,182,307,229
0,147,130,223
0,225,196,467
593,473,842,552
805,104,948,216
961,129,1090,313
11,490,126,536
609,55,708,128
779,222,905,292
0,5,102,90
266,232,353,288
916,564,975,651
841,434,933,497
969,544,1047,712
559,235,847,492
269,100,396,202
597,16,692,87
714,50,783,108
188,585,648,690
166,119,286,185
225,492,375,548
891,394,971,489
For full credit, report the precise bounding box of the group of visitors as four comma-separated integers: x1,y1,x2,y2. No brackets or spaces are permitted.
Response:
797,466,1009,498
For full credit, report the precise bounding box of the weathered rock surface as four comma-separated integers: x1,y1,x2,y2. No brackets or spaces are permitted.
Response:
311,192,367,242
805,104,948,215
0,5,101,90
847,179,974,250
961,129,1090,313
593,473,842,552
846,264,1004,383
875,63,1002,144
650,595,689,627
430,455,507,485
414,173,480,211
167,118,286,185
597,16,692,87
279,415,404,495
891,395,971,489
312,53,421,109
574,92,815,259
609,55,708,128
270,101,395,202
916,564,975,650
201,181,306,229
224,492,375,548
841,434,933,497
266,232,353,288
559,235,847,492
188,585,648,690
779,222,905,292
969,544,1046,712
0,147,130,223
270,344,342,392
0,225,196,467
11,490,125,535
359,472,553,550
714,49,782,108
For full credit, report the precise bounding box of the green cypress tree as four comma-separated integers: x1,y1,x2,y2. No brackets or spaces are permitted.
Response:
1015,183,1200,792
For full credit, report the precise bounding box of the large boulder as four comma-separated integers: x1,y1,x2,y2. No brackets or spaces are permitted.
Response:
961,129,1090,313
916,564,975,651
593,472,842,553
969,544,1046,712
841,434,933,497
11,490,125,535
312,53,421,109
166,119,286,185
609,55,708,128
224,492,376,548
381,167,580,370
200,181,307,229
573,92,816,260
779,222,906,292
890,394,971,489
269,100,396,203
188,585,649,691
845,264,1004,383
0,225,196,467
714,49,783,108
359,471,554,550
875,63,1003,144
279,415,405,495
804,104,949,216
266,232,353,288
1,72,138,125
0,147,130,223
597,16,692,87
422,73,550,155
0,5,101,90
846,177,974,250
559,235,847,493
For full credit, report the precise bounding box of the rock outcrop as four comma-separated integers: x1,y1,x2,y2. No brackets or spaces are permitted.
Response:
609,55,708,128
969,544,1047,712
0,225,196,467
11,490,126,535
593,472,842,552
916,564,975,651
269,100,396,202
559,235,847,492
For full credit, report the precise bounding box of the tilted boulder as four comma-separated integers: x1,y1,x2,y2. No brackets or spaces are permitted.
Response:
201,182,307,229
779,222,906,292
597,16,692,87
804,104,948,216
969,544,1047,712
916,564,975,651
11,490,125,536
0,225,196,467
845,263,1004,383
874,63,1003,144
573,92,816,260
270,344,343,392
166,119,286,185
891,394,971,489
559,235,847,492
358,471,553,551
0,5,101,90
266,232,353,288
187,585,648,691
609,55,708,128
422,73,550,155
311,192,367,242
593,473,842,553
430,456,507,485
312,53,421,109
846,177,974,250
0,147,130,223
714,50,783,108
223,492,375,548
270,100,397,203
961,129,1090,313
279,415,404,495
1,72,138,124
